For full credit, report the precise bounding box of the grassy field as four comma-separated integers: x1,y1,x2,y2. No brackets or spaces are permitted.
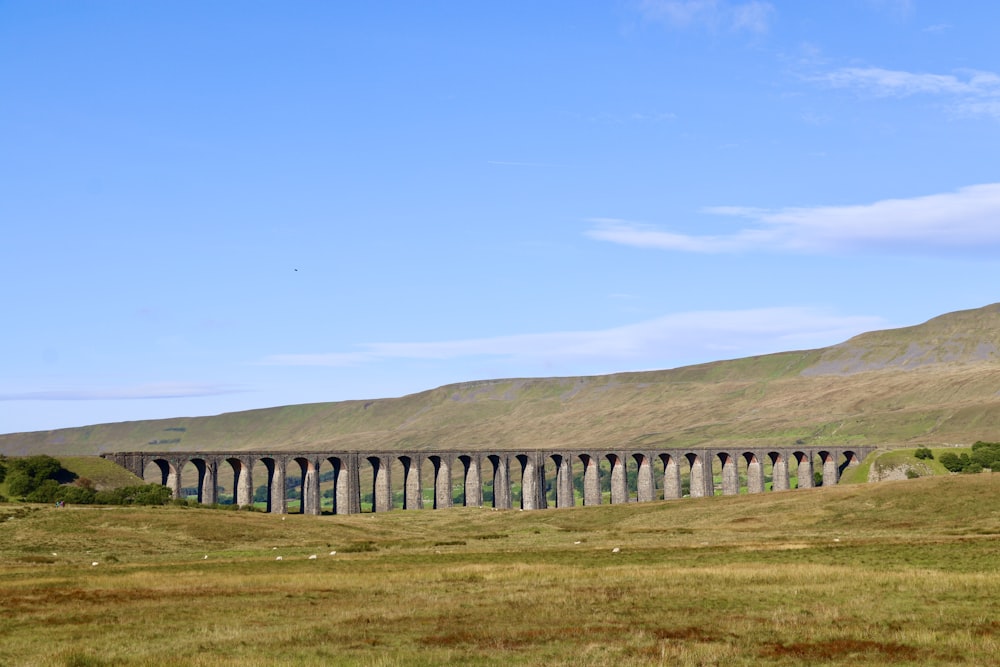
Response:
1,473,998,666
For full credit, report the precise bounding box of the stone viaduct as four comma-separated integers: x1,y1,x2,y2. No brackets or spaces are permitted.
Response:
103,446,873,515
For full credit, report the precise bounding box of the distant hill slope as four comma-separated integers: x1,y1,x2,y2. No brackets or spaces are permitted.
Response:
4,303,1000,456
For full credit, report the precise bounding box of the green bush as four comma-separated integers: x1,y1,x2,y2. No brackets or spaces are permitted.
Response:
6,455,64,497
939,450,993,474
93,484,173,506
59,485,97,504
939,452,965,473
26,479,63,503
914,447,934,460
971,441,1000,469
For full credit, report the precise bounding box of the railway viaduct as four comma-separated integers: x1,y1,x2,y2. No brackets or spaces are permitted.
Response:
103,445,873,514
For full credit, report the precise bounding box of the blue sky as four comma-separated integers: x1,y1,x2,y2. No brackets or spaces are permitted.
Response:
3,1,1000,434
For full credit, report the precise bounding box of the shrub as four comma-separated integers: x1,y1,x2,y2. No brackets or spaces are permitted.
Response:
6,455,64,497
939,452,964,473
905,469,920,479
970,441,1000,469
914,447,934,460
93,484,173,506
59,485,97,504
26,479,63,503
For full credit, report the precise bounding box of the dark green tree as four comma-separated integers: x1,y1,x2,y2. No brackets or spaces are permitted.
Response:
6,455,63,497
938,452,964,473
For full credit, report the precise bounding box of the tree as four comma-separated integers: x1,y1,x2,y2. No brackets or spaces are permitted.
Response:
914,447,934,460
6,455,63,497
938,452,964,473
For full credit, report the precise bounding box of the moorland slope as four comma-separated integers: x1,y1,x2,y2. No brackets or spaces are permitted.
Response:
3,303,1000,456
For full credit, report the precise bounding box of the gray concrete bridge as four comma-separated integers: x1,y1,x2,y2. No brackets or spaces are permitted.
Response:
102,446,873,514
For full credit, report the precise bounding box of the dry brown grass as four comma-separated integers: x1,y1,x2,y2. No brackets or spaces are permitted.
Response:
1,473,999,665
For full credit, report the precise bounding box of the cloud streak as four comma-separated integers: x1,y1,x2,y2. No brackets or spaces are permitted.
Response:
817,66,1000,119
260,308,885,369
587,183,1000,254
0,383,246,401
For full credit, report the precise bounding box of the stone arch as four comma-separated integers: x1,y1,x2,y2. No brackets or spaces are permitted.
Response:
322,455,358,515
659,452,682,499
685,452,708,498
317,457,336,514
633,452,655,502
605,453,628,504
458,454,483,507
544,453,568,508
792,450,814,489
768,451,789,491
426,454,452,509
486,454,511,509
514,453,545,510
392,454,420,510
224,457,254,507
578,453,601,506
839,450,862,477
741,452,764,494
288,456,320,515
817,450,838,486
142,457,175,492
366,455,392,512
717,452,738,496
254,456,282,514
187,457,217,505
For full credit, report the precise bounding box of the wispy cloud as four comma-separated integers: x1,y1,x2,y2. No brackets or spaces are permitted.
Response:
821,67,1000,97
587,183,1000,255
817,66,1000,119
638,0,776,34
260,308,884,370
0,383,246,401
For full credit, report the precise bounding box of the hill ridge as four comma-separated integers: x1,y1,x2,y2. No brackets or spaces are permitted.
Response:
4,303,1000,455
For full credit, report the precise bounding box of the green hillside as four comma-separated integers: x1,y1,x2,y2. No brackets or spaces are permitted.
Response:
4,303,1000,456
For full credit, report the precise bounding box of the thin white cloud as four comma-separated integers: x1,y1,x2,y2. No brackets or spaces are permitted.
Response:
587,183,1000,254
0,383,246,401
817,66,1000,119
821,67,1000,97
638,0,775,34
260,308,885,369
